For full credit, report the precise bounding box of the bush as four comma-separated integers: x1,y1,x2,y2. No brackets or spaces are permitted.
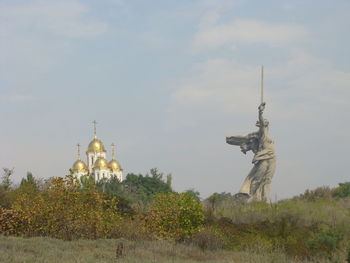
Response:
333,182,350,198
307,226,346,259
147,192,204,240
0,208,27,236
6,176,121,240
297,187,333,202
189,227,224,251
113,217,151,241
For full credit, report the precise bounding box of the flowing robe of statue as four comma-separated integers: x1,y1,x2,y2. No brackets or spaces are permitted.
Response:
226,102,276,202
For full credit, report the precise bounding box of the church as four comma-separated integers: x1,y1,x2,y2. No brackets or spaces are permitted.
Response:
71,121,123,181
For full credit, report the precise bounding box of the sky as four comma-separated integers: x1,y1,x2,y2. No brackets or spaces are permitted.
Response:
0,0,349,199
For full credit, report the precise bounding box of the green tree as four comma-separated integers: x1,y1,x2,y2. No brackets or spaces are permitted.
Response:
0,168,15,208
206,192,232,211
96,176,122,195
184,188,201,201
122,169,172,204
333,182,350,198
148,192,204,240
95,176,134,216
1,168,14,191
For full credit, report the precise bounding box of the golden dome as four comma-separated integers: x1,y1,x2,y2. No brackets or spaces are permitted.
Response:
87,138,106,153
93,157,108,170
108,160,122,171
72,160,88,172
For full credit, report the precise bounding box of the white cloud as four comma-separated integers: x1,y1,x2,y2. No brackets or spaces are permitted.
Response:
0,0,109,94
0,0,107,38
172,58,259,115
193,19,308,51
168,53,350,126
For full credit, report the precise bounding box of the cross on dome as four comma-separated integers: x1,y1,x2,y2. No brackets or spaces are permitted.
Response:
111,143,116,160
93,120,97,139
77,143,81,160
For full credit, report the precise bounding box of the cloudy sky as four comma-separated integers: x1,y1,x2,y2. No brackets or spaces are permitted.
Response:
1,0,349,199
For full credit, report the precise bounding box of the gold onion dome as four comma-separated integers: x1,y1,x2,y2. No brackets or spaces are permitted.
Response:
93,157,108,170
72,160,88,172
87,138,106,153
108,160,122,171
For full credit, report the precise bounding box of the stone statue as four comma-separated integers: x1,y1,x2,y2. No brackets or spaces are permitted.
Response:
226,66,276,202
226,102,276,202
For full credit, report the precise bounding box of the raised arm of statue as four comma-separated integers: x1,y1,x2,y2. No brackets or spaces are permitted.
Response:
257,102,268,139
258,102,265,127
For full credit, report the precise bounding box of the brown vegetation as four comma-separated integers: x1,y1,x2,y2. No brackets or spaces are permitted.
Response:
0,169,350,262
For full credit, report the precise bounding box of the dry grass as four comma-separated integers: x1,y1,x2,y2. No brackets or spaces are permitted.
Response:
213,198,350,227
0,235,330,263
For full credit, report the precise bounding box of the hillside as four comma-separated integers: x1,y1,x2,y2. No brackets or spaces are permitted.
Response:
0,169,349,262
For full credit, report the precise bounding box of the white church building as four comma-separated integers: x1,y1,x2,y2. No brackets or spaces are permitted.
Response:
71,121,123,182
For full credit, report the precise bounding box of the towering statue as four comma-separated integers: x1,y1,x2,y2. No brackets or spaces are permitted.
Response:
226,67,276,202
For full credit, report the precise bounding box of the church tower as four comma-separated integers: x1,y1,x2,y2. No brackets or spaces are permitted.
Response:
71,143,88,179
70,121,123,182
108,143,123,181
86,120,107,174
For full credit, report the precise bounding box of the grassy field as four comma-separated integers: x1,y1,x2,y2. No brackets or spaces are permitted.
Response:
1,178,349,262
0,235,330,263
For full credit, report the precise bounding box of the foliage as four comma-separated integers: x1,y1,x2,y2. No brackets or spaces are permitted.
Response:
307,226,346,259
95,176,122,195
122,168,172,204
1,168,14,191
189,227,224,251
0,168,15,209
296,182,350,201
206,192,233,211
184,188,201,201
1,168,350,262
333,182,350,198
207,197,350,260
2,176,121,240
296,186,333,201
0,208,27,236
147,192,204,240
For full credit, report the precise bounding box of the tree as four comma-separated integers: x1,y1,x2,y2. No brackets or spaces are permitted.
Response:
10,176,121,240
0,168,15,208
333,182,350,198
1,168,14,190
96,176,122,195
122,169,173,204
20,172,37,189
206,192,232,211
147,192,204,240
184,188,201,201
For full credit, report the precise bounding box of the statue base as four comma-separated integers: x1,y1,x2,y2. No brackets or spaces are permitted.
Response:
232,193,250,204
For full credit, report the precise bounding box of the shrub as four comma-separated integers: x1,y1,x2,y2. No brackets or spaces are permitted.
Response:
189,227,224,251
8,176,121,240
0,208,27,236
147,192,204,240
333,182,350,198
296,187,333,202
307,226,346,259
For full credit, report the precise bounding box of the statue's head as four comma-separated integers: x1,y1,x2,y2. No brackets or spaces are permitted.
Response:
256,119,269,127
